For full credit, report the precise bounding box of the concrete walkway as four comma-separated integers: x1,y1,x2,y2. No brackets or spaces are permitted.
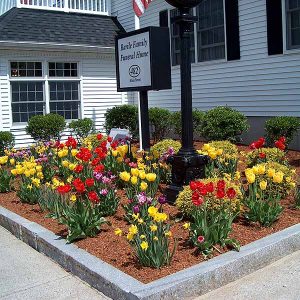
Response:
195,249,300,300
0,226,110,300
1,225,300,300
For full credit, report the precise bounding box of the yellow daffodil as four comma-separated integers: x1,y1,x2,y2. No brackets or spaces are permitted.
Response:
183,222,190,230
153,236,159,241
27,184,33,190
140,241,149,251
140,235,146,239
165,231,172,237
129,224,138,235
70,194,77,202
114,228,122,236
138,218,144,224
153,212,168,223
150,224,158,232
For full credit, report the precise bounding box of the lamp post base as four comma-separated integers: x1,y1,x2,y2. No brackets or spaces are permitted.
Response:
166,152,209,203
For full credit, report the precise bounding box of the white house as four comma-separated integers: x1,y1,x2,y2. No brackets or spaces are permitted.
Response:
0,0,299,149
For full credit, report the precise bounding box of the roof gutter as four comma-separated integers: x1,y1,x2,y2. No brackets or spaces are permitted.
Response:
0,40,115,54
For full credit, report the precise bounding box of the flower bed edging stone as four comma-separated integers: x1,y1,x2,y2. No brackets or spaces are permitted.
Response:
1,205,300,300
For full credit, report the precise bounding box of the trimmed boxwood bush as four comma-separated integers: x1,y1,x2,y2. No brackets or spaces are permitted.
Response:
149,107,172,142
265,116,300,147
69,118,94,140
26,113,66,141
172,109,205,136
104,105,138,138
200,106,249,142
0,131,14,155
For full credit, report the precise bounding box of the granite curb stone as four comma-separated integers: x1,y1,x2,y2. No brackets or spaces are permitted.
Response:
1,205,300,300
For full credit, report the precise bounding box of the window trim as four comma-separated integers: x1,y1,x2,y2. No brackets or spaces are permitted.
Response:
282,0,300,54
168,0,228,67
8,60,82,126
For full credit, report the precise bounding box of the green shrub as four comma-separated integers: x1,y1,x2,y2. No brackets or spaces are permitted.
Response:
265,116,300,147
151,139,181,156
201,106,249,142
69,118,94,140
149,107,172,142
172,109,205,136
26,114,66,142
104,105,138,138
0,131,14,155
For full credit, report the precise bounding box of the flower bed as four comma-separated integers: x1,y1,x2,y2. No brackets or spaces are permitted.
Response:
0,136,299,283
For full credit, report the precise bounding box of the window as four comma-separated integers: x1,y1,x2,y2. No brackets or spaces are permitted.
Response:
169,0,225,65
197,0,225,62
170,9,195,66
10,61,81,123
286,0,300,49
49,81,80,120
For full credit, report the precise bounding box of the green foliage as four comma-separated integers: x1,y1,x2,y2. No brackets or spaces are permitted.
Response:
69,118,94,140
104,105,138,137
149,107,172,142
244,183,283,227
17,182,41,204
175,185,194,217
172,109,205,136
26,114,66,142
0,131,14,155
0,169,13,193
265,116,300,147
151,139,181,156
295,187,300,209
200,106,249,142
53,197,109,243
97,189,120,217
190,204,240,255
246,147,287,167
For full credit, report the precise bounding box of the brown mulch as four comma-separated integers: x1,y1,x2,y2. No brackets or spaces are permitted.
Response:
0,144,299,283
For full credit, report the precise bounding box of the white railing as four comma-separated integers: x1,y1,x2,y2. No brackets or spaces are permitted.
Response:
17,0,110,15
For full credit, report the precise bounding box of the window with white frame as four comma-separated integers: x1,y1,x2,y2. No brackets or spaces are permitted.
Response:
10,61,81,123
286,0,300,49
169,0,225,66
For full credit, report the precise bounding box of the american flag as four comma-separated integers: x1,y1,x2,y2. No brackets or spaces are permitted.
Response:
133,0,152,17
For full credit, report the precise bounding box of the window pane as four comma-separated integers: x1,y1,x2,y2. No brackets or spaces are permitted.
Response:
197,0,225,62
287,0,300,48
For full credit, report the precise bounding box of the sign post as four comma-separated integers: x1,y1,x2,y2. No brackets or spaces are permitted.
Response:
116,27,172,150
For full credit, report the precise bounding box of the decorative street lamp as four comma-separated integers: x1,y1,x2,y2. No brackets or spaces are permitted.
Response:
165,0,209,202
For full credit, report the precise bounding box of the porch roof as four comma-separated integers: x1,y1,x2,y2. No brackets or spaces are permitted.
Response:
0,8,124,50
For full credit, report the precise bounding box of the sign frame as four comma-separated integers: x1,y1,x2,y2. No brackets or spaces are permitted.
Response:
115,26,172,92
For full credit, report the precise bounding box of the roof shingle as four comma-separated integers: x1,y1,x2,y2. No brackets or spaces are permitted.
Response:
0,8,124,47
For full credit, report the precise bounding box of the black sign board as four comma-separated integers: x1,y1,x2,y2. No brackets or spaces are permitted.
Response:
115,26,172,92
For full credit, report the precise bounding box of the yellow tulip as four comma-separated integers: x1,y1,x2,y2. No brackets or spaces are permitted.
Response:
0,156,8,165
252,166,259,175
69,163,76,171
146,173,157,182
267,168,276,178
131,176,138,185
62,160,69,168
71,149,78,157
9,158,15,165
116,157,123,163
140,181,148,191
208,151,217,160
120,171,131,182
111,150,118,157
202,144,210,151
257,165,266,175
139,170,146,180
131,168,140,177
11,169,17,176
24,170,31,177
259,180,267,190
148,206,158,217
216,149,223,156
246,172,256,184
36,165,42,172
273,171,284,184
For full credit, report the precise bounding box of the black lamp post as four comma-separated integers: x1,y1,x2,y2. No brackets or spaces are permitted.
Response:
165,0,209,203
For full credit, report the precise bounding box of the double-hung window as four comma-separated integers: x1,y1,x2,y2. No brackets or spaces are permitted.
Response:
169,0,225,66
48,63,80,120
10,62,45,123
10,61,81,124
286,0,300,49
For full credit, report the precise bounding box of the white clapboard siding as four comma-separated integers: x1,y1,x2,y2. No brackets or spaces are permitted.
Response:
138,0,300,117
0,0,17,16
111,0,135,32
0,50,131,148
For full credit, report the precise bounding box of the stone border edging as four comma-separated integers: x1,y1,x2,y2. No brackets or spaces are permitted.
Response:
1,205,300,300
